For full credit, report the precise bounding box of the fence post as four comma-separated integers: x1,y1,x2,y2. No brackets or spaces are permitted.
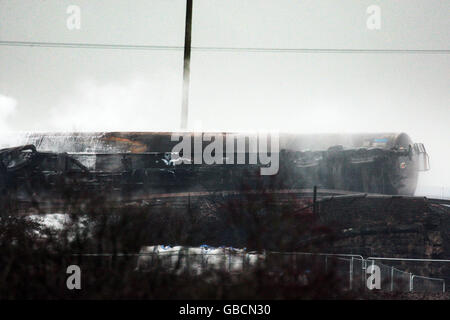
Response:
390,266,394,292
185,248,191,274
362,258,366,290
409,274,414,292
202,250,205,272
349,257,354,290
325,256,328,273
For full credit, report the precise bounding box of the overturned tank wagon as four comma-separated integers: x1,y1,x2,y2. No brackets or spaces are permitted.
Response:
0,132,429,212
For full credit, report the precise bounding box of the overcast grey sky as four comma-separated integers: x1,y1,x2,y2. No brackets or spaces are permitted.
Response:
0,0,449,195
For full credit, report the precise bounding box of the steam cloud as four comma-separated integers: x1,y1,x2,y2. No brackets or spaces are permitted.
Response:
0,94,17,132
50,77,180,132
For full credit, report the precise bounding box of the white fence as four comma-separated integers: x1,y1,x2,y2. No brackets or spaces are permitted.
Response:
130,246,447,293
335,256,445,293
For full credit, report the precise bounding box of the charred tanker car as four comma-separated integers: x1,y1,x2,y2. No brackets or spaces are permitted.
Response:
0,132,429,212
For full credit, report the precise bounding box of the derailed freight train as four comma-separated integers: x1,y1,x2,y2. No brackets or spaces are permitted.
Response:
0,132,429,209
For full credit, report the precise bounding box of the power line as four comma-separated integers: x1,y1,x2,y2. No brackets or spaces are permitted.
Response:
0,40,182,51
194,46,450,55
0,40,449,54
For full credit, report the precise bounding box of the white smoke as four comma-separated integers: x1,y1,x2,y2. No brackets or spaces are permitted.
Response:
0,94,17,132
0,95,22,148
50,77,180,132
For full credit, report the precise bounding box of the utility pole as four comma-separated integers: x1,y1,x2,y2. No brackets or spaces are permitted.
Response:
181,0,193,130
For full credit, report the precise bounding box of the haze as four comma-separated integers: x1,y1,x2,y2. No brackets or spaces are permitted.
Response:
0,0,449,197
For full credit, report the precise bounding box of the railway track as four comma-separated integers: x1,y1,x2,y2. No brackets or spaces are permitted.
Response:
13,187,450,214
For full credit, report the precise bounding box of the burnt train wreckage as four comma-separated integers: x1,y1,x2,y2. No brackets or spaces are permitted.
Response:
0,132,429,212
